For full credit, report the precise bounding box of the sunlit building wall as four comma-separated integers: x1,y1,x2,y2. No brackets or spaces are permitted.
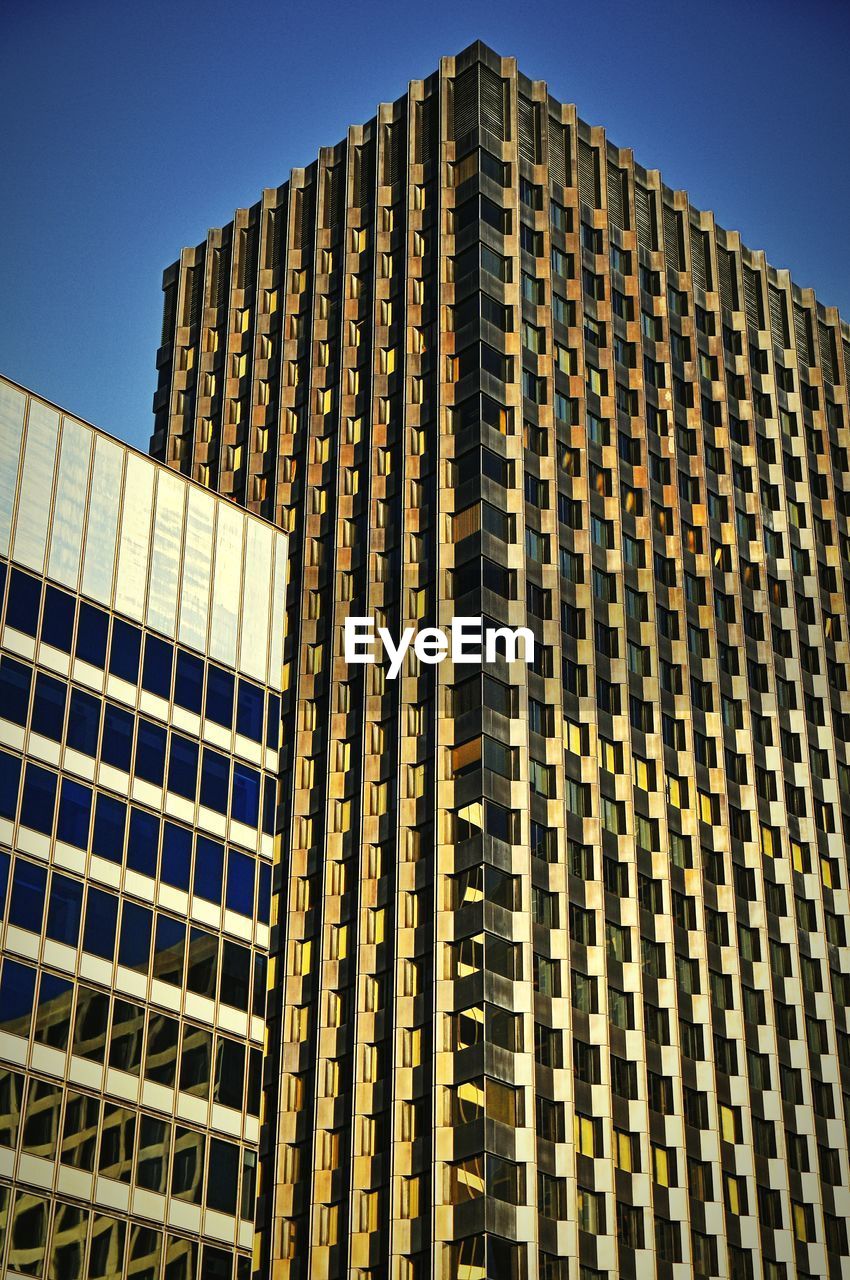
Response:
141,37,850,1280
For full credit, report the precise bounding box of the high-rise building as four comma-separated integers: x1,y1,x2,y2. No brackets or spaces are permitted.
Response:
102,37,850,1280
0,377,287,1278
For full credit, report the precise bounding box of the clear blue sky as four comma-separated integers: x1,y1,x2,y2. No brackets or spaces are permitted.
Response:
3,0,848,452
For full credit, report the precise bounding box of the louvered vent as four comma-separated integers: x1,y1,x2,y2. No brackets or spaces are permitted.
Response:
794,304,814,365
818,322,836,384
415,95,438,166
607,164,624,230
297,186,315,251
768,285,789,348
452,64,478,140
161,283,177,345
578,140,599,207
689,228,708,293
383,122,403,186
518,95,539,164
237,222,258,290
844,340,850,390
354,141,374,208
548,118,568,188
663,206,683,275
634,183,655,252
324,164,343,229
743,266,763,330
184,265,203,328
717,248,737,311
479,64,506,141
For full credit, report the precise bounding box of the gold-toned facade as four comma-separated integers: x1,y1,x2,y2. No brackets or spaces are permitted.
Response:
0,378,288,1278
151,43,850,1280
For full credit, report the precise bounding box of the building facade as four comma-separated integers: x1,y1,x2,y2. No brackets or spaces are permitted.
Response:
142,38,850,1280
0,377,287,1278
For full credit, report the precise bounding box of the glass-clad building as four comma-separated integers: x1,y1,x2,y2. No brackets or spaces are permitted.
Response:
0,376,287,1278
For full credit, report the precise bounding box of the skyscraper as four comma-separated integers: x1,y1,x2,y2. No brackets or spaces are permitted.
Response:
142,36,850,1280
0,377,287,1277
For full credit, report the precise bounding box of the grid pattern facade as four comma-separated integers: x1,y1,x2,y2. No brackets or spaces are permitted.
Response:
150,43,850,1280
0,378,287,1278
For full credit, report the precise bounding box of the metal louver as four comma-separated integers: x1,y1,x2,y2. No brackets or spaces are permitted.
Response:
416,96,437,166
578,140,598,207
518,95,539,164
607,164,624,231
689,227,708,293
324,165,343,229
743,266,763,330
818,321,836,384
768,285,789,348
662,206,681,275
548,118,568,188
237,222,258,291
634,183,654,252
161,283,177,345
479,64,506,141
718,248,737,311
354,140,374,208
794,303,814,364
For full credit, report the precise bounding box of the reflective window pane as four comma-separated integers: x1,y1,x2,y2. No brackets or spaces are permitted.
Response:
47,417,92,588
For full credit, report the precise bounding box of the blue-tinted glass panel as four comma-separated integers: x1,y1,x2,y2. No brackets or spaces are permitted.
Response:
266,693,280,750
6,569,41,635
42,585,75,652
263,776,276,836
187,926,217,997
67,688,101,756
57,778,92,848
35,971,73,1050
220,941,250,1012
0,561,6,607
83,887,118,959
236,681,263,742
126,807,159,878
252,952,267,1017
31,672,66,740
9,858,47,932
0,655,31,725
232,764,260,827
257,863,271,925
102,704,133,771
207,1139,239,1214
0,748,21,819
226,850,254,917
0,848,9,915
20,763,56,834
46,872,83,945
200,750,229,814
76,602,108,666
174,651,203,714
142,636,173,700
109,618,141,683
205,667,234,728
136,720,166,786
194,835,223,904
92,793,126,864
153,914,185,986
168,735,198,800
0,959,36,1037
161,823,191,891
119,900,152,972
